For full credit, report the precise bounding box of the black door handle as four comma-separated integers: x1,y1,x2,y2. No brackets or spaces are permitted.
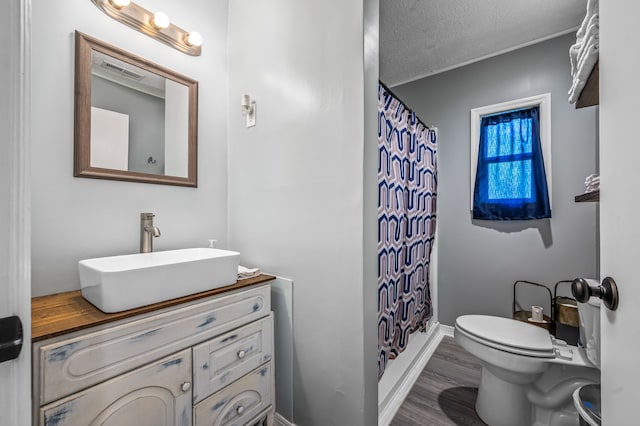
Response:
0,316,23,363
572,277,619,311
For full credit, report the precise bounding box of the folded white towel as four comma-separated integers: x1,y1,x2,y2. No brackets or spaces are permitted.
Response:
576,17,599,62
576,0,599,41
238,265,261,280
568,40,599,103
569,42,581,78
586,0,599,21
569,0,599,104
571,13,598,75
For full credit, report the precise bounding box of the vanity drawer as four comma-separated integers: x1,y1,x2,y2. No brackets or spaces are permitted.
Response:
37,284,271,405
194,363,273,426
193,314,273,404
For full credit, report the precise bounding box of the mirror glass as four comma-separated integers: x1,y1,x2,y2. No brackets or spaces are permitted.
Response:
75,31,198,186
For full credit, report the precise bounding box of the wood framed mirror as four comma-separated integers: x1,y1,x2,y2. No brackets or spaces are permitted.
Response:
74,31,198,187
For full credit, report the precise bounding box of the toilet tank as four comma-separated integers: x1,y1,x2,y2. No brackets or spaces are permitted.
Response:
577,279,601,369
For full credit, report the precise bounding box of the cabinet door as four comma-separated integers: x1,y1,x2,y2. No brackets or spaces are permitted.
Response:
40,349,192,426
194,363,272,426
193,314,273,403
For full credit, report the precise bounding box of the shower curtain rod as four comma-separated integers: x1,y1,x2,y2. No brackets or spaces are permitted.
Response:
379,80,436,131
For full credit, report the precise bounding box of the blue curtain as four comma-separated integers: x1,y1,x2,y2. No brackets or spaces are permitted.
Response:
473,106,551,220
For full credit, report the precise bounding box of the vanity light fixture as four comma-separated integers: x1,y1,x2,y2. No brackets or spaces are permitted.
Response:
241,95,256,128
90,0,202,56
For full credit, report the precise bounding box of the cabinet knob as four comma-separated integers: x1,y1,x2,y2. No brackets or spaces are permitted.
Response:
181,382,191,392
236,405,245,415
237,349,246,359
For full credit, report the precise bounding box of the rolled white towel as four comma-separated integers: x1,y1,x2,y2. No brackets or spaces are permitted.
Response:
238,265,261,280
584,173,600,193
584,173,599,183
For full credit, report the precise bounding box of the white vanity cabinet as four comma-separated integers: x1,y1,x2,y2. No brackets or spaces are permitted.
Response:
32,282,274,426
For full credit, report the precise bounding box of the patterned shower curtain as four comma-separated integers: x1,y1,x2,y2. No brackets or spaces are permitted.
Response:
378,82,437,379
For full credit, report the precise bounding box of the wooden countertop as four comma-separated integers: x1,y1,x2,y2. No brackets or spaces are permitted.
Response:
32,274,275,342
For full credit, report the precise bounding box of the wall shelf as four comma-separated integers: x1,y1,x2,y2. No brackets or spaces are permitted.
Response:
575,61,599,109
575,189,599,203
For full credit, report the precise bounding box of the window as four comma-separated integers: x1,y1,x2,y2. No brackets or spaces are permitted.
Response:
470,94,551,220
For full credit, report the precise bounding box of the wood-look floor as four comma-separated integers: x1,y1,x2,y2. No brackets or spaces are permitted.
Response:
391,336,487,426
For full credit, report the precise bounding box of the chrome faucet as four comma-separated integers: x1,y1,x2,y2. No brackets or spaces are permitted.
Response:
140,213,161,253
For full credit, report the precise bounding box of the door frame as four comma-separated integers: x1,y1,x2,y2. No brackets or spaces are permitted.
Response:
598,1,640,422
2,0,32,424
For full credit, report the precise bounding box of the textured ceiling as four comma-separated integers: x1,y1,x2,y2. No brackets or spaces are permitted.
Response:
380,0,587,86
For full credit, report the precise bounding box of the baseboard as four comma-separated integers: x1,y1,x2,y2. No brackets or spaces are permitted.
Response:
440,324,454,337
274,412,294,426
378,322,448,426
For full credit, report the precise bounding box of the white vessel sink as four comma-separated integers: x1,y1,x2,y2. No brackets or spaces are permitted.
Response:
79,248,240,313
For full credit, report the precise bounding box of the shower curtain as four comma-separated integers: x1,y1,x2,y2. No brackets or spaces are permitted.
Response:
378,82,437,379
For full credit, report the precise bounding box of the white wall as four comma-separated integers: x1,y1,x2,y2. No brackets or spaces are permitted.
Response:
31,0,229,296
227,1,377,425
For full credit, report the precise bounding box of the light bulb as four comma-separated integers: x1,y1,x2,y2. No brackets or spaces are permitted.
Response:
152,11,170,29
110,0,130,8
185,31,203,47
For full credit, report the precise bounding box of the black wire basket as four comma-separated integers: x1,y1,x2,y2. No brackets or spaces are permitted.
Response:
512,280,552,332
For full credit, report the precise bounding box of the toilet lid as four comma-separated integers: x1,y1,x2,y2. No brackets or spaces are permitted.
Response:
456,315,554,356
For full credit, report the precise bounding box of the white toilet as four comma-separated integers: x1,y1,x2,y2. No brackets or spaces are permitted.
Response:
454,297,601,426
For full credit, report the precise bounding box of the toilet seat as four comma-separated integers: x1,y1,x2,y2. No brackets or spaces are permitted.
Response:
455,315,555,358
